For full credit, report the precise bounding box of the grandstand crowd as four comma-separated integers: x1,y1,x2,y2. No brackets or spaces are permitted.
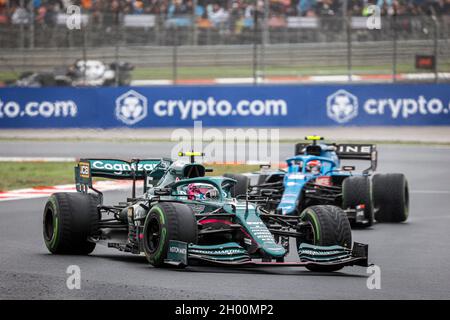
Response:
0,0,449,27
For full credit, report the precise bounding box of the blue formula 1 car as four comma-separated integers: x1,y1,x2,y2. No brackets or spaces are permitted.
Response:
226,136,409,230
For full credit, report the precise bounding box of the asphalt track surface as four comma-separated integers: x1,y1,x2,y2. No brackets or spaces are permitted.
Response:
1,142,450,299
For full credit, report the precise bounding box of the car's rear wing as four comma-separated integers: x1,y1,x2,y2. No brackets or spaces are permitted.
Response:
75,158,172,195
294,142,377,173
336,144,377,172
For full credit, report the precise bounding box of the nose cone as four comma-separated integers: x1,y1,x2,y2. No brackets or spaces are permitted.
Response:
260,243,286,258
235,208,287,258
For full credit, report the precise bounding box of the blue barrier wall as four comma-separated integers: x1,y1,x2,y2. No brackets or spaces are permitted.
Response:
0,84,449,128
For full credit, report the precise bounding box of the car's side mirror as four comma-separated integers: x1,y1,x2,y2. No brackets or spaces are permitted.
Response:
154,188,171,196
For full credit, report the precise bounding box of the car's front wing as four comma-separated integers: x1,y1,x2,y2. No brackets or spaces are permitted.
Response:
164,240,369,269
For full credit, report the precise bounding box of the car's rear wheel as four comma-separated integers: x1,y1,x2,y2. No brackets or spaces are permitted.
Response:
224,173,249,198
298,205,352,272
342,176,374,228
143,202,198,268
373,173,409,222
43,193,100,254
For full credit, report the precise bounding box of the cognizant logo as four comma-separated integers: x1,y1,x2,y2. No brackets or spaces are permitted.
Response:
91,160,157,174
153,97,288,120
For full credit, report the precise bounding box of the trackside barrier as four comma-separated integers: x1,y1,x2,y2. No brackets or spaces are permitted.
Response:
0,84,449,128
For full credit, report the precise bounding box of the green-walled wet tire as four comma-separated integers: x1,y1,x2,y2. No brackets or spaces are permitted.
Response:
298,205,352,272
143,202,198,268
43,193,100,255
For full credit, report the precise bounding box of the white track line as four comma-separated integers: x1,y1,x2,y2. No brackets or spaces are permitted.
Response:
0,157,76,162
410,190,450,195
131,79,173,86
0,181,132,202
1,185,447,202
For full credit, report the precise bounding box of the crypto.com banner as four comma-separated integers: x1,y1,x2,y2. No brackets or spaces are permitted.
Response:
0,84,449,128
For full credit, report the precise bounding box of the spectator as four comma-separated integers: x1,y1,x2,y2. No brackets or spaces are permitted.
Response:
207,3,228,27
298,0,317,16
0,0,8,24
433,0,450,15
1,0,448,29
11,5,30,24
168,0,190,18
81,0,92,10
133,0,144,13
35,3,47,24
43,3,58,26
229,1,243,33
103,0,121,25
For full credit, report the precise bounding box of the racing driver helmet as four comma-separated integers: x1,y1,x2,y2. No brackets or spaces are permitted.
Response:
186,183,219,200
306,160,321,174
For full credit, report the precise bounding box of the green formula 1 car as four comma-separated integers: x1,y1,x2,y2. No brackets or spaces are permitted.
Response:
42,152,369,272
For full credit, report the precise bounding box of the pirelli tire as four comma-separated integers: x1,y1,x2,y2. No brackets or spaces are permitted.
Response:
223,173,249,198
373,173,409,223
143,202,198,268
298,205,352,272
43,192,100,255
342,176,374,228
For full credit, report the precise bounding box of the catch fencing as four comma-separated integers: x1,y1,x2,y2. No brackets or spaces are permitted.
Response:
1,15,449,83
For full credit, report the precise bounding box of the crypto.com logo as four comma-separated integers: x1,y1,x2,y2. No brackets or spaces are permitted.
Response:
326,89,359,124
115,90,148,125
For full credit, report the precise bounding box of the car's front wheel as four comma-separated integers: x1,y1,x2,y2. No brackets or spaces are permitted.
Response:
298,205,352,272
143,202,198,268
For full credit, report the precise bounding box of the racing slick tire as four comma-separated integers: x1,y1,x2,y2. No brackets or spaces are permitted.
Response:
298,205,352,272
342,176,374,228
143,202,198,268
373,173,409,223
224,173,249,198
43,192,100,255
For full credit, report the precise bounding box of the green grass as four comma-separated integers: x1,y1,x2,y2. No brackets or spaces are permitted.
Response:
131,63,450,80
205,164,259,176
2,62,449,82
0,71,19,82
0,162,77,191
0,161,257,191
